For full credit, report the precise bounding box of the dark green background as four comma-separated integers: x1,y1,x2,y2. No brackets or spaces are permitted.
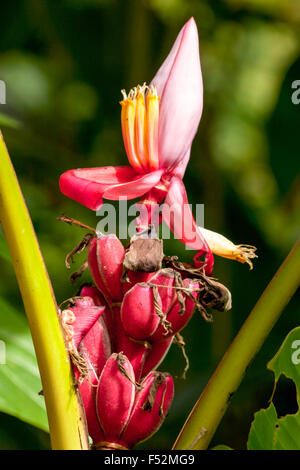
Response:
0,0,299,450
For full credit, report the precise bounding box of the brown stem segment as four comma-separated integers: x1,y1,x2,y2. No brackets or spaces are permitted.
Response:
57,214,96,233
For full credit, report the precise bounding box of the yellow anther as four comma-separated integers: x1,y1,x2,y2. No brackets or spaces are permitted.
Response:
146,90,159,170
135,89,149,170
120,83,160,172
120,98,144,172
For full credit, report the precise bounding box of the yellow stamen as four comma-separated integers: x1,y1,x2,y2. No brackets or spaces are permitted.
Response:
201,227,258,269
120,83,160,172
135,86,149,170
120,97,144,172
146,86,160,170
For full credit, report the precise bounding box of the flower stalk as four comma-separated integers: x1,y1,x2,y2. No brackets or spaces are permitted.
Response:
0,132,89,450
172,240,300,450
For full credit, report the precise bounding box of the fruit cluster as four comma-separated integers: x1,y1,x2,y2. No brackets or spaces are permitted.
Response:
60,233,230,449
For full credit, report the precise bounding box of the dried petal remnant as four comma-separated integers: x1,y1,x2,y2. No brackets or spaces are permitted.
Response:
200,228,257,269
123,237,164,273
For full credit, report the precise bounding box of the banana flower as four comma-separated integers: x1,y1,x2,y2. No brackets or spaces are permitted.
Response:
59,18,256,274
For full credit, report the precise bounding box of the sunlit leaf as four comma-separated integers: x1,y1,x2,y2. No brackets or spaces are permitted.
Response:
247,327,300,450
0,297,48,432
268,326,300,387
268,327,300,450
247,403,277,450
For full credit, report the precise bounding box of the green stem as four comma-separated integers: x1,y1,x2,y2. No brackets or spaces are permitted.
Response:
0,131,89,449
173,240,300,450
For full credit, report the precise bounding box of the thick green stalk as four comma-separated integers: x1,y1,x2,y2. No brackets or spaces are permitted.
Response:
173,240,300,450
0,132,89,449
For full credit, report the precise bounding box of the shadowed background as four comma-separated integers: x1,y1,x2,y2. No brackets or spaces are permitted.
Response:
0,0,299,450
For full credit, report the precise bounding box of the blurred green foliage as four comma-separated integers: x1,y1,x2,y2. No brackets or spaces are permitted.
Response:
0,0,299,450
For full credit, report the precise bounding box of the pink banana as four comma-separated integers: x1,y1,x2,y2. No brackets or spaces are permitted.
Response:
88,234,125,302
121,269,199,342
141,336,174,378
120,371,174,448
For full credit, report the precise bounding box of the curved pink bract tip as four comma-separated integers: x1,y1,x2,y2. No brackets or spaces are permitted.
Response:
151,17,203,170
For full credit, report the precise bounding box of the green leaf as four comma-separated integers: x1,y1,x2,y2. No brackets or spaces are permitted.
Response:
247,327,300,450
268,327,300,450
247,403,277,450
0,297,48,432
267,326,300,390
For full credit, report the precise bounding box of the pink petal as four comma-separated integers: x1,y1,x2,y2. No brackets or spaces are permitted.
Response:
150,23,186,97
162,176,214,275
102,169,164,200
79,285,115,349
59,166,163,210
69,297,106,349
60,166,134,210
151,17,203,170
170,148,190,179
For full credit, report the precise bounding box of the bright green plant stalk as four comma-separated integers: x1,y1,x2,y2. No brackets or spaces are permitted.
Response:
0,132,89,450
173,240,300,450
